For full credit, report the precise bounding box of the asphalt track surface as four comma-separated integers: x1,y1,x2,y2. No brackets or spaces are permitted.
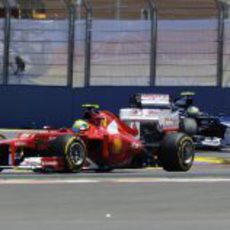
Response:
1,130,230,230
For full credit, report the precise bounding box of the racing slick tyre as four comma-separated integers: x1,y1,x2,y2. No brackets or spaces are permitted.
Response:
49,135,87,173
180,118,198,136
158,132,194,172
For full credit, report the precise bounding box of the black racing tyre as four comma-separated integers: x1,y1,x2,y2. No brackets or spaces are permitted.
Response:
158,132,195,172
49,135,87,173
180,118,198,136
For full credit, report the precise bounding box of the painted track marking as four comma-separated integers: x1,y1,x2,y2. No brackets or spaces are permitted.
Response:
1,177,230,184
195,156,230,164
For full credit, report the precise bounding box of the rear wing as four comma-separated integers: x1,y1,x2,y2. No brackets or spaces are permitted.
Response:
130,94,171,108
120,108,162,122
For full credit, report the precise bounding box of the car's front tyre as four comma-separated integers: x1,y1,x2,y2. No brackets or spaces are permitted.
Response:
49,135,87,173
158,132,195,172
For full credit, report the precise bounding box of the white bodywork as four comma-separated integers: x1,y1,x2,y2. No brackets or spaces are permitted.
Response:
17,157,100,171
120,108,180,137
139,94,171,107
120,108,179,128
120,94,180,139
201,137,222,147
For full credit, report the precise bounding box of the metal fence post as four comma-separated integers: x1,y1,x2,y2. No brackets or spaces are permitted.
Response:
149,0,157,86
115,0,121,20
84,5,92,87
66,2,76,88
217,1,225,87
2,0,11,85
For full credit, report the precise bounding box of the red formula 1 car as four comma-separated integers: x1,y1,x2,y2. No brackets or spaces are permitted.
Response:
0,105,194,173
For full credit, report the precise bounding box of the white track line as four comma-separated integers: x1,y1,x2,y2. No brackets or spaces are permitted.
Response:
1,178,230,184
114,178,230,183
0,179,100,185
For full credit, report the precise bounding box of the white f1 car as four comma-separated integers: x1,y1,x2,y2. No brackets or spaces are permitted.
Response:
120,94,194,167
122,92,230,150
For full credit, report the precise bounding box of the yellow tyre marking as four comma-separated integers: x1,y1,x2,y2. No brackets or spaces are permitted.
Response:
178,136,194,156
64,136,78,170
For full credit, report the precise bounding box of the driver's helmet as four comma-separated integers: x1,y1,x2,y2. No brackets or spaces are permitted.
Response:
187,106,200,116
72,119,89,133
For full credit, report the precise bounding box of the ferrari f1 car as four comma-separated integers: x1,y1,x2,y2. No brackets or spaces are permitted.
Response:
0,104,194,173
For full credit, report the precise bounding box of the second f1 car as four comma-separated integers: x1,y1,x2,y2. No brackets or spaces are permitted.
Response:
129,92,230,149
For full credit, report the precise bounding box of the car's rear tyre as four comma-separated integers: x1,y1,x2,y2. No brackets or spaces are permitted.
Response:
49,135,87,173
180,118,198,136
158,132,194,172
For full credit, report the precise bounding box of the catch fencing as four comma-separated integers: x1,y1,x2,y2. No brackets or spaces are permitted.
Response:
155,0,219,86
0,0,230,87
1,0,69,86
223,3,230,87
84,0,156,86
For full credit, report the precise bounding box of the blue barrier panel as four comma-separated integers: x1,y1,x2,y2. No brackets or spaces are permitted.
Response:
0,85,73,128
0,86,230,128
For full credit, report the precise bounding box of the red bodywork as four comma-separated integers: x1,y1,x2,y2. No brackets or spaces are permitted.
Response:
78,110,142,168
0,109,144,172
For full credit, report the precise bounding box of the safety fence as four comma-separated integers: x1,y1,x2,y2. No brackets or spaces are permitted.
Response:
0,0,69,86
85,0,155,86
0,0,229,87
223,4,230,87
155,0,219,86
